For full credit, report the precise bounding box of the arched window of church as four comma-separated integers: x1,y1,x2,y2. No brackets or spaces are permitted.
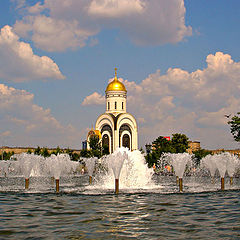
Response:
122,102,124,110
108,102,110,110
115,102,117,110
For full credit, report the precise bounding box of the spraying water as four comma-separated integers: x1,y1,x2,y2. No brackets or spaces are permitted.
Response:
226,152,239,178
201,154,217,177
93,147,155,190
163,153,192,178
0,150,239,193
85,157,97,177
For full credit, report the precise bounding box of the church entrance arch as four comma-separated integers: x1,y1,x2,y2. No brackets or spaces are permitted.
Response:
101,124,113,153
122,134,130,149
119,124,132,150
102,134,110,154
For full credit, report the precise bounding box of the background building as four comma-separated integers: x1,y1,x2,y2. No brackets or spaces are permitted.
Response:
187,141,201,154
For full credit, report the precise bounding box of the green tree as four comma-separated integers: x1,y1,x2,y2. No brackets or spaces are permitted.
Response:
102,144,110,155
65,148,80,161
146,136,174,167
152,136,175,157
71,152,80,161
27,149,32,154
146,151,158,168
89,135,101,150
0,151,15,160
65,148,72,155
34,146,41,155
51,146,63,155
228,112,240,142
88,135,102,158
145,133,189,167
193,149,212,165
171,133,189,153
80,149,92,158
41,147,50,158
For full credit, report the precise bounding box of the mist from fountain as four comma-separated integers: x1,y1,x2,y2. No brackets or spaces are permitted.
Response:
0,161,9,176
201,154,217,177
16,153,36,179
8,153,79,182
162,152,192,178
92,147,155,191
84,157,97,177
108,148,128,179
201,152,240,179
226,152,239,178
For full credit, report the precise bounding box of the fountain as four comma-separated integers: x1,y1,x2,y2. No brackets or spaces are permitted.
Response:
0,161,9,177
6,153,79,192
47,154,78,192
0,148,239,194
201,152,240,190
84,157,97,184
107,148,128,194
226,152,239,185
16,153,36,189
87,147,155,194
201,154,217,183
162,153,192,192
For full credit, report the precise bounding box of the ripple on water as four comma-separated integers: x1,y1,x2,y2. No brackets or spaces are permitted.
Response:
0,179,239,239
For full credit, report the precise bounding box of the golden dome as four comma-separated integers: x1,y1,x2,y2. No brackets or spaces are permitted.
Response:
105,68,127,92
94,130,102,139
87,129,102,139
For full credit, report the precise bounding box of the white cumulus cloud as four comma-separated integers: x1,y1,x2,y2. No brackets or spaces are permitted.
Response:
82,92,105,106
14,16,98,52
13,0,192,52
88,0,145,18
0,25,65,82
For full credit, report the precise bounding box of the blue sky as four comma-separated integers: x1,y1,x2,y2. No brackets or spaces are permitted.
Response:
0,0,240,150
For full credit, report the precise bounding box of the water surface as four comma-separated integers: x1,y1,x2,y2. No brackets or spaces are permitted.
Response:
0,176,239,239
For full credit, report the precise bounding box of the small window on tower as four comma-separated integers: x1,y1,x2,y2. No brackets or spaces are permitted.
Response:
115,102,117,110
122,102,124,110
108,102,110,110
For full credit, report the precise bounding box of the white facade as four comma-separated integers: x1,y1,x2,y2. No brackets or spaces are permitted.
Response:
105,90,127,115
94,71,138,153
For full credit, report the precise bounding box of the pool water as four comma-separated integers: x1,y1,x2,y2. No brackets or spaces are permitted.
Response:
0,175,239,239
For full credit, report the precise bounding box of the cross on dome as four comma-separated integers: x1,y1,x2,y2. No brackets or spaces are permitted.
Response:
105,68,127,92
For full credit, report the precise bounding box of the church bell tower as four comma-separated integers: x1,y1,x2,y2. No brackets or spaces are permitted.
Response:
89,68,138,154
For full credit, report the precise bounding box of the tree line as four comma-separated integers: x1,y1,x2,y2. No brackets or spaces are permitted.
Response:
145,133,212,167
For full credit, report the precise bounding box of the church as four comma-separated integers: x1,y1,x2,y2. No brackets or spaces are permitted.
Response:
87,69,138,153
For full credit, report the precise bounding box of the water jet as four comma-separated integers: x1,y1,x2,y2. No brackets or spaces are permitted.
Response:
85,157,97,185
51,176,55,184
162,152,192,192
107,148,128,194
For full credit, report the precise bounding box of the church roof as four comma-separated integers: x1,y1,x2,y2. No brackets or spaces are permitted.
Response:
87,129,102,139
105,68,127,92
